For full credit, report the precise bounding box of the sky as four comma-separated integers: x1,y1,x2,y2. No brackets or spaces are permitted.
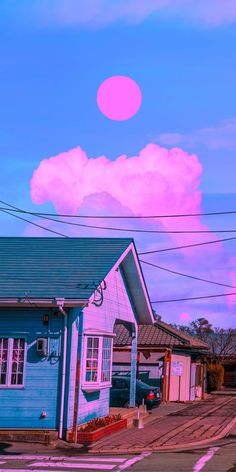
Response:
1,0,236,328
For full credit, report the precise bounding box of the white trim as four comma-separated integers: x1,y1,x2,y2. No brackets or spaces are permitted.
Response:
87,242,154,324
0,336,26,388
0,299,88,307
81,335,113,390
83,329,116,337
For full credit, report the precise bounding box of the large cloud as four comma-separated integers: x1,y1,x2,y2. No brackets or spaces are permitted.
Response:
21,0,236,28
31,143,202,217
30,143,221,257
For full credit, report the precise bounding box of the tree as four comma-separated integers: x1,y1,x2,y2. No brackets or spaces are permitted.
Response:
189,318,213,342
207,328,236,361
171,318,236,361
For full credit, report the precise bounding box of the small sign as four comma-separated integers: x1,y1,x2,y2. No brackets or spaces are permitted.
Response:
171,361,183,376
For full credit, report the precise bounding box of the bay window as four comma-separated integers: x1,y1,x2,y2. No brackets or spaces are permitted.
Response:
83,334,113,390
0,337,26,388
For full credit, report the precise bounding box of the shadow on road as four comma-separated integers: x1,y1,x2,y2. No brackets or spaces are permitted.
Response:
0,442,21,455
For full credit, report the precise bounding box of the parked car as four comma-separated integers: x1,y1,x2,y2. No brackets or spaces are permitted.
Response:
110,373,161,410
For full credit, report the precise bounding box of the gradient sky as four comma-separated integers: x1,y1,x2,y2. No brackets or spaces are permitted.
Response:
1,0,236,328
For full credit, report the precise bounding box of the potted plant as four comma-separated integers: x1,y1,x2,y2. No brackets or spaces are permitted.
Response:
76,414,127,445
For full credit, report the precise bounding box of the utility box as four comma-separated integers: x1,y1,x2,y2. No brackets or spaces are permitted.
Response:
36,338,48,357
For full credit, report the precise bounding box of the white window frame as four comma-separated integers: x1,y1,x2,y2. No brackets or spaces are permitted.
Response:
0,337,27,389
82,334,114,392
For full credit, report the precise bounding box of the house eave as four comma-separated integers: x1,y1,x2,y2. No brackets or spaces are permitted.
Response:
0,298,89,308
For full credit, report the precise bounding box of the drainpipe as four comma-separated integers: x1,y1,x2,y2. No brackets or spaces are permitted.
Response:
55,298,68,440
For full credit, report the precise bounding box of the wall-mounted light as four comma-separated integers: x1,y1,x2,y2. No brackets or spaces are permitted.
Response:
43,314,49,326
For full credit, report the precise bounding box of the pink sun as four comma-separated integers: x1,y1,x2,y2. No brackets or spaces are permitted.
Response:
97,75,142,121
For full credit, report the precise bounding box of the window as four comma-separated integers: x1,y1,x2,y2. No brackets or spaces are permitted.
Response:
101,337,112,382
0,338,26,387
83,335,113,389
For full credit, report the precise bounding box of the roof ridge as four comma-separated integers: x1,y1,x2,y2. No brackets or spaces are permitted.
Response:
155,320,209,348
154,320,190,345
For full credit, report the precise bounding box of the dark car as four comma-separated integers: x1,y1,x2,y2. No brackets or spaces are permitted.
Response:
110,373,161,410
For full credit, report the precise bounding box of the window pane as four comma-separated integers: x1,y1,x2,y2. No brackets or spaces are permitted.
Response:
10,338,25,386
85,337,98,383
101,337,112,382
0,338,8,385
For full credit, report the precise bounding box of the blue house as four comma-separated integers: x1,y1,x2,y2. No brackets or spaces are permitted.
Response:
0,237,154,440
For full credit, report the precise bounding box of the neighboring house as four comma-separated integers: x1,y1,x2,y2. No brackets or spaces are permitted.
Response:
0,237,154,440
113,320,209,402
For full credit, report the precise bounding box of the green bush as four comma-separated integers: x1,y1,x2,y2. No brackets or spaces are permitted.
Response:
79,414,122,433
207,363,224,392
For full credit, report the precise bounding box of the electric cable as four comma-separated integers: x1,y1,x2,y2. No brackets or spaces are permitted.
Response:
140,259,236,289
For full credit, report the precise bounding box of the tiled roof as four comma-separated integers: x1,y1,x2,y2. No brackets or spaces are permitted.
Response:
156,320,209,349
0,237,133,299
114,321,209,350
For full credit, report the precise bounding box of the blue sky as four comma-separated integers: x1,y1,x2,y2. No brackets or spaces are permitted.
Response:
1,1,236,327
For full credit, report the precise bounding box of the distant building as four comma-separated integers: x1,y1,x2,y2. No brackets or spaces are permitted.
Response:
113,320,209,401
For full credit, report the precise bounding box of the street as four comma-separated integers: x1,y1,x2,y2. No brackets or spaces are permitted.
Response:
0,443,236,472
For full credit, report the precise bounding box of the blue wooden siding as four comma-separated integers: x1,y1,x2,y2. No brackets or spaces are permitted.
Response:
63,307,81,431
77,267,138,425
0,308,63,429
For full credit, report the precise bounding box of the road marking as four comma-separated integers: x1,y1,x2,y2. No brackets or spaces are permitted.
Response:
0,470,112,472
115,452,151,471
0,456,126,462
193,447,219,472
30,462,116,470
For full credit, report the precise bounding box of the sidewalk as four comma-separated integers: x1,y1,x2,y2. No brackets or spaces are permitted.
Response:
1,395,236,456
89,394,236,454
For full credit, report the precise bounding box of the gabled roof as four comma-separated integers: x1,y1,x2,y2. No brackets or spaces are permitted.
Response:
0,237,133,299
0,237,154,323
114,320,209,351
156,320,209,350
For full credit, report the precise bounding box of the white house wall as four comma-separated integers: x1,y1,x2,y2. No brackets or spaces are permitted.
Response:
77,267,138,425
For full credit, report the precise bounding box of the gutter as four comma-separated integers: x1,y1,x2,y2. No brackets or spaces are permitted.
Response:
0,298,88,307
55,298,68,440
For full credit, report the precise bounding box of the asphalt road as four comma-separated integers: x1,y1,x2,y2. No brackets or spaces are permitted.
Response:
0,443,236,472
129,443,236,472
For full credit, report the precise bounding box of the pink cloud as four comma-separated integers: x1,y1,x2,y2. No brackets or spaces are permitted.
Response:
158,118,236,150
30,143,224,260
24,0,236,28
31,143,202,220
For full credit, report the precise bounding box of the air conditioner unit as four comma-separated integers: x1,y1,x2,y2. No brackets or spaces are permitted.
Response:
36,338,48,357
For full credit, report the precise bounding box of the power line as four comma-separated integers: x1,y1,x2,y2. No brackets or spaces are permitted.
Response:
151,291,236,303
140,259,236,289
1,202,236,234
0,209,69,238
1,200,236,234
1,204,236,218
138,236,236,254
2,200,236,305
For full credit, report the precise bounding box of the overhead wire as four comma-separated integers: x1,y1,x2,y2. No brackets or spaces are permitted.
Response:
140,259,236,289
0,208,69,238
1,201,236,234
138,236,236,254
2,199,236,305
1,204,236,218
151,291,236,303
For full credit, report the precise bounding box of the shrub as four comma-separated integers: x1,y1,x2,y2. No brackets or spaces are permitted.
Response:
207,363,224,392
79,414,122,433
